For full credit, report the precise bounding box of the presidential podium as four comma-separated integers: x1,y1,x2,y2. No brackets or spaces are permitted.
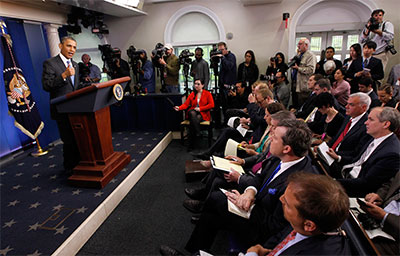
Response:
51,77,131,188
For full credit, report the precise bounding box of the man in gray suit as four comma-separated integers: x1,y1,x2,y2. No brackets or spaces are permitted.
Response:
42,36,81,171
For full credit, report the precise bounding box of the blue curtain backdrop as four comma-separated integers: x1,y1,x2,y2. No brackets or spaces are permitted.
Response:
0,17,60,157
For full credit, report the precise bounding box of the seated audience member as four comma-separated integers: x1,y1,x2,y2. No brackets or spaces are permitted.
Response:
377,83,397,108
294,73,324,119
309,92,344,140
193,84,272,159
183,119,316,254
360,172,400,255
182,108,290,215
226,81,251,119
270,71,290,108
387,63,400,101
265,52,288,77
331,68,350,107
346,41,384,93
245,172,350,256
138,50,156,93
238,50,259,89
174,79,214,150
316,46,343,76
326,93,372,164
313,78,345,115
330,107,400,197
358,77,381,109
343,43,362,70
239,103,285,156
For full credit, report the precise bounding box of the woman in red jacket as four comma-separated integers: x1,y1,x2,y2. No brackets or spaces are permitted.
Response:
174,79,214,149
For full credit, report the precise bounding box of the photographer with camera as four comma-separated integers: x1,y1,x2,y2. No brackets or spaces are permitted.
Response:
108,48,130,80
78,54,101,86
361,9,395,70
265,52,288,77
137,50,155,93
290,38,317,108
190,47,210,90
159,44,180,93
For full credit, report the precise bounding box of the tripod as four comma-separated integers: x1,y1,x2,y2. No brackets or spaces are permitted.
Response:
182,62,191,96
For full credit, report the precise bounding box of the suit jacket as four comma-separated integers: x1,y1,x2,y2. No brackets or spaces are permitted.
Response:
264,226,351,255
178,90,214,121
42,55,81,119
328,113,372,163
296,92,317,120
239,156,317,239
368,91,381,109
377,172,400,240
338,133,400,197
346,57,384,84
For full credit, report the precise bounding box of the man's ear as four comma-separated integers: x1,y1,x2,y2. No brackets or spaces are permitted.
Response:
58,43,62,50
303,220,317,232
282,145,291,155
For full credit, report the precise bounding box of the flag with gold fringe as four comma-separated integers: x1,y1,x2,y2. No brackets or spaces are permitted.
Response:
1,20,44,139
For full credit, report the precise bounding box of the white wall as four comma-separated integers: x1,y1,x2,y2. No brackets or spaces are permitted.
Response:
104,0,399,81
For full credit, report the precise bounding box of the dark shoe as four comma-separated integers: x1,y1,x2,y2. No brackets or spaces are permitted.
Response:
184,187,207,201
190,151,210,160
191,214,201,225
159,245,184,255
183,199,204,213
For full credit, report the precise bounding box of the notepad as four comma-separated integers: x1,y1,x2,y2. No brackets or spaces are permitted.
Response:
220,188,255,219
210,155,245,174
317,142,334,166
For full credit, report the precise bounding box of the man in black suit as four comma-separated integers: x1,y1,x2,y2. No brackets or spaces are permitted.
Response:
42,36,81,171
346,41,384,92
316,46,343,76
329,107,400,197
327,92,372,164
358,77,381,109
183,119,316,254
245,172,350,256
294,73,323,120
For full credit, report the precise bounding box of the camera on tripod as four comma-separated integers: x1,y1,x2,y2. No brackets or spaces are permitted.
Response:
151,43,167,68
178,49,194,65
98,44,121,76
288,55,301,68
366,17,380,31
127,45,143,75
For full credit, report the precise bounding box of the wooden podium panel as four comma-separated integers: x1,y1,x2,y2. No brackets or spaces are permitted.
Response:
67,106,130,188
51,77,131,188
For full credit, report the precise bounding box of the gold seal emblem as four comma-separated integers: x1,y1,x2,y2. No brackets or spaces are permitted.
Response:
113,83,123,101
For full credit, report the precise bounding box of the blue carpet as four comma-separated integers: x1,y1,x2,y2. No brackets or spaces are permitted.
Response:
0,131,168,256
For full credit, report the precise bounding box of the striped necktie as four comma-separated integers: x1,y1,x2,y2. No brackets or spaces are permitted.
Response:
66,60,75,87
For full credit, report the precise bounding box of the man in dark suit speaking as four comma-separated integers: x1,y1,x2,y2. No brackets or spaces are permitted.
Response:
42,36,81,171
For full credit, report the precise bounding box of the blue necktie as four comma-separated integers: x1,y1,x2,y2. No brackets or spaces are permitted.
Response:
259,162,281,193
67,60,75,87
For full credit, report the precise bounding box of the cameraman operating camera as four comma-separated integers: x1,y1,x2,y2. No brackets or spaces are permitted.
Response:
159,44,180,93
361,9,395,70
78,54,101,85
138,50,155,93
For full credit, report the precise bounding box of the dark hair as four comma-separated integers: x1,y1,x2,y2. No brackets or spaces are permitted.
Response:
315,92,335,109
266,102,285,115
316,78,331,90
245,50,256,66
60,36,76,44
378,83,393,94
288,172,349,232
217,42,227,49
194,78,204,85
275,52,285,64
350,43,362,58
311,73,324,82
278,119,312,157
276,71,287,84
335,68,346,78
364,41,377,50
195,47,203,54
371,9,384,16
359,77,374,87
326,46,335,53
